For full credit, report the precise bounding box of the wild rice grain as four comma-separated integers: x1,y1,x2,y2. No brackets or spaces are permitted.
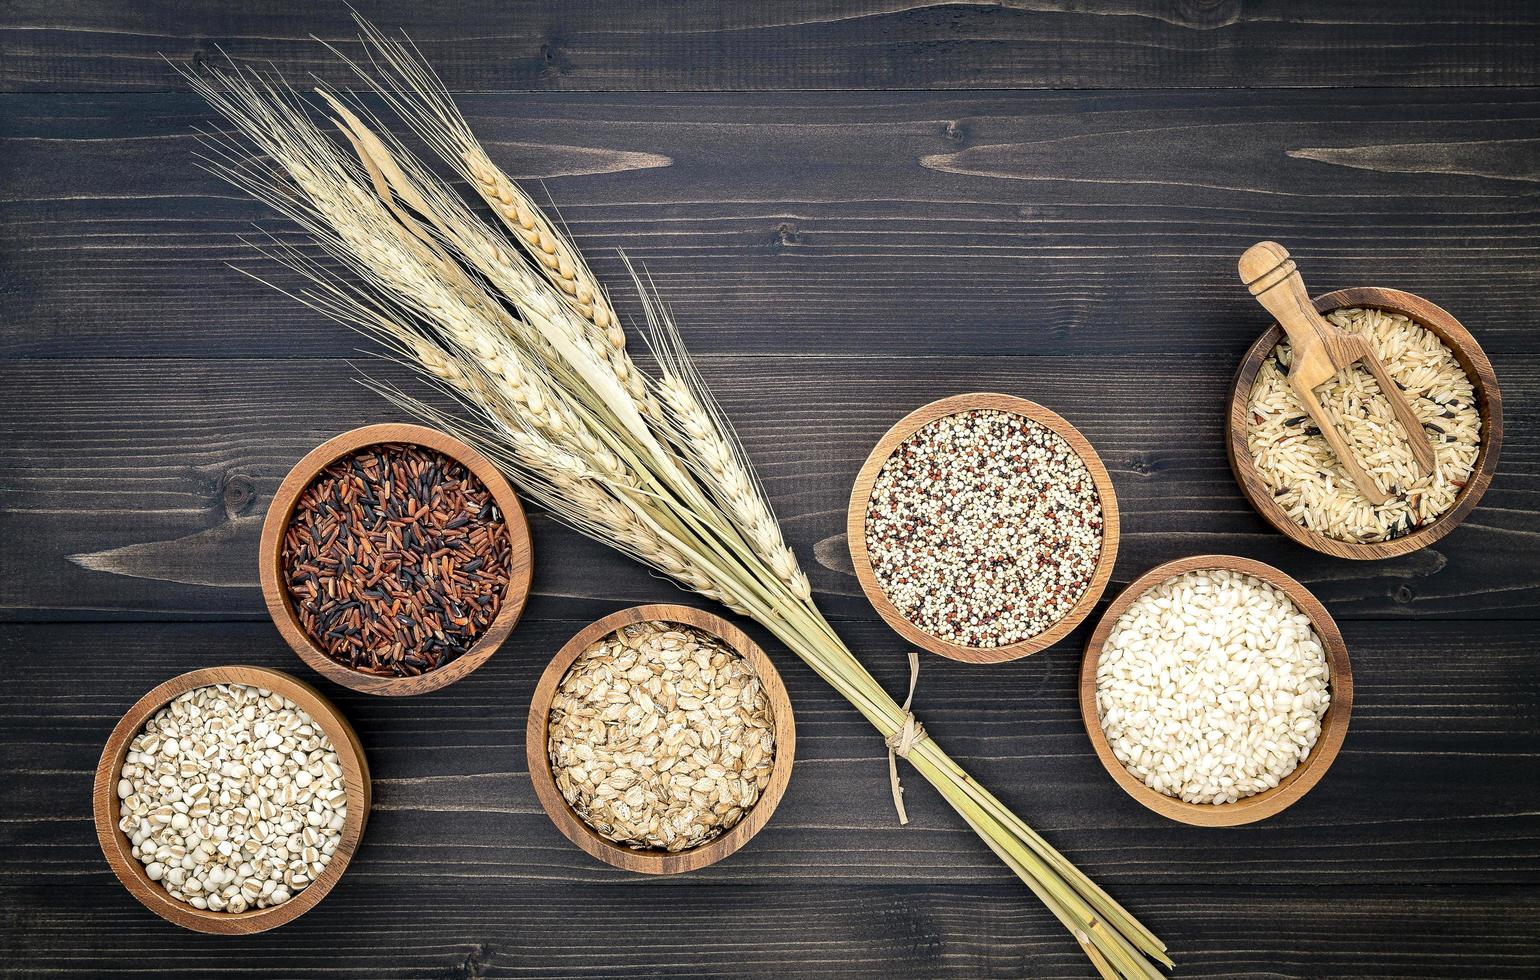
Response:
282,442,513,676
1246,307,1480,543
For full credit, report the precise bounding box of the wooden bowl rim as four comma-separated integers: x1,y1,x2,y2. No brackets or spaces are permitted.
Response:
1227,286,1503,560
258,422,534,696
846,392,1121,663
1079,555,1353,827
93,665,372,933
525,603,797,875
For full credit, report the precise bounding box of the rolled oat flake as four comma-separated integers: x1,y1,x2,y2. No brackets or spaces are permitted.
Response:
547,621,777,852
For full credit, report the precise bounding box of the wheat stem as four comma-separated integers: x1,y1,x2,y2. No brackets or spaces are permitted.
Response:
185,33,1170,979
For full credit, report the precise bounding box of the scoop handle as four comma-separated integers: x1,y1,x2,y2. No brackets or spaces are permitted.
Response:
1238,241,1335,361
1238,241,1395,505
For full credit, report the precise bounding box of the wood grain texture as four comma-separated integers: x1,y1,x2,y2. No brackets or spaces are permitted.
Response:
5,90,1540,359
5,620,1535,890
4,1,1540,92
525,604,796,875
9,614,1538,972
257,424,534,697
3,879,1537,979
1079,555,1353,827
2,355,1534,622
1229,287,1504,560
4,7,1540,972
847,392,1120,663
92,665,370,934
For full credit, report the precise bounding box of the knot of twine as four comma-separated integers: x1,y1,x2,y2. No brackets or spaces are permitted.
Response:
884,650,929,825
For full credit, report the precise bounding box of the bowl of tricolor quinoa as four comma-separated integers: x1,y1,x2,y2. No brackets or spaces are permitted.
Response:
847,393,1120,663
1228,287,1501,560
1080,555,1353,826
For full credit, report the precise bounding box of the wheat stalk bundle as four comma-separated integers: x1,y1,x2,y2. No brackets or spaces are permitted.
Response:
181,22,1171,978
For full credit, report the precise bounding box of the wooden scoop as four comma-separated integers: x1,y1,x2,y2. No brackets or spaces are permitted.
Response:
1238,241,1436,505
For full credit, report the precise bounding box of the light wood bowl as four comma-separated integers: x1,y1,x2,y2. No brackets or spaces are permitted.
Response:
93,666,371,933
1080,555,1353,827
526,604,796,875
259,423,534,696
1229,287,1502,560
847,392,1121,663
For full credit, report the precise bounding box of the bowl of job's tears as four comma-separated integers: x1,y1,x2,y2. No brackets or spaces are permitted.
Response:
95,666,370,932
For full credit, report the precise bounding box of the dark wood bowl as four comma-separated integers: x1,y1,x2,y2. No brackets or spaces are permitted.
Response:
526,604,796,875
1228,287,1502,560
93,666,370,933
847,392,1121,663
259,423,534,696
1080,555,1352,827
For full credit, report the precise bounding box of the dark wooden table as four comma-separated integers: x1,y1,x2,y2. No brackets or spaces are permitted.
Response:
3,3,1538,977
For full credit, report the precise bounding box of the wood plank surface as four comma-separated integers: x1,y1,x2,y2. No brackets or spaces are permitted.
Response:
5,4,1539,976
4,90,1540,359
3,619,1537,976
1,356,1534,622
3,881,1537,978
4,1,1540,92
3,620,1536,888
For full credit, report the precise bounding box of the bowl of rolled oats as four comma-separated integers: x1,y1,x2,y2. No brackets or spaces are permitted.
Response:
93,666,370,933
526,604,796,874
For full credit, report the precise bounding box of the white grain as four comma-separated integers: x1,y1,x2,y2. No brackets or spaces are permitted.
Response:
1095,569,1330,805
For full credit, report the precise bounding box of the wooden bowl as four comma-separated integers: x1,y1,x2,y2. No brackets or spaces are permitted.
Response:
526,604,796,875
259,423,534,696
1228,287,1502,560
1080,555,1353,827
847,392,1121,663
93,666,371,933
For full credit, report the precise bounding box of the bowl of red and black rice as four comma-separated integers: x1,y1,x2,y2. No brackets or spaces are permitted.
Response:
259,423,533,696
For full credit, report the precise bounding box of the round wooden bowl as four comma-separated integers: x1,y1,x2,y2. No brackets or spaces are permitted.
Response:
1228,287,1502,560
259,423,534,696
847,392,1121,663
1080,555,1353,827
526,604,796,875
93,666,371,933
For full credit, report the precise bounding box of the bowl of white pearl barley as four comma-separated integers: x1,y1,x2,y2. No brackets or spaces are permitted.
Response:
1079,555,1352,827
93,666,370,933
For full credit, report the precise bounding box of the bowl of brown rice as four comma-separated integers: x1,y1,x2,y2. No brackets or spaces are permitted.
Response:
1228,287,1501,560
1080,555,1353,826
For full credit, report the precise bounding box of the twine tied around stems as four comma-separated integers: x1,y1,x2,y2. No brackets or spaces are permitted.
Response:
884,650,930,825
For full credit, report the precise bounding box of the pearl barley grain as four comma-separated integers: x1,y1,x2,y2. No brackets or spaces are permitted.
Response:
1094,569,1331,805
865,409,1104,648
115,683,348,911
